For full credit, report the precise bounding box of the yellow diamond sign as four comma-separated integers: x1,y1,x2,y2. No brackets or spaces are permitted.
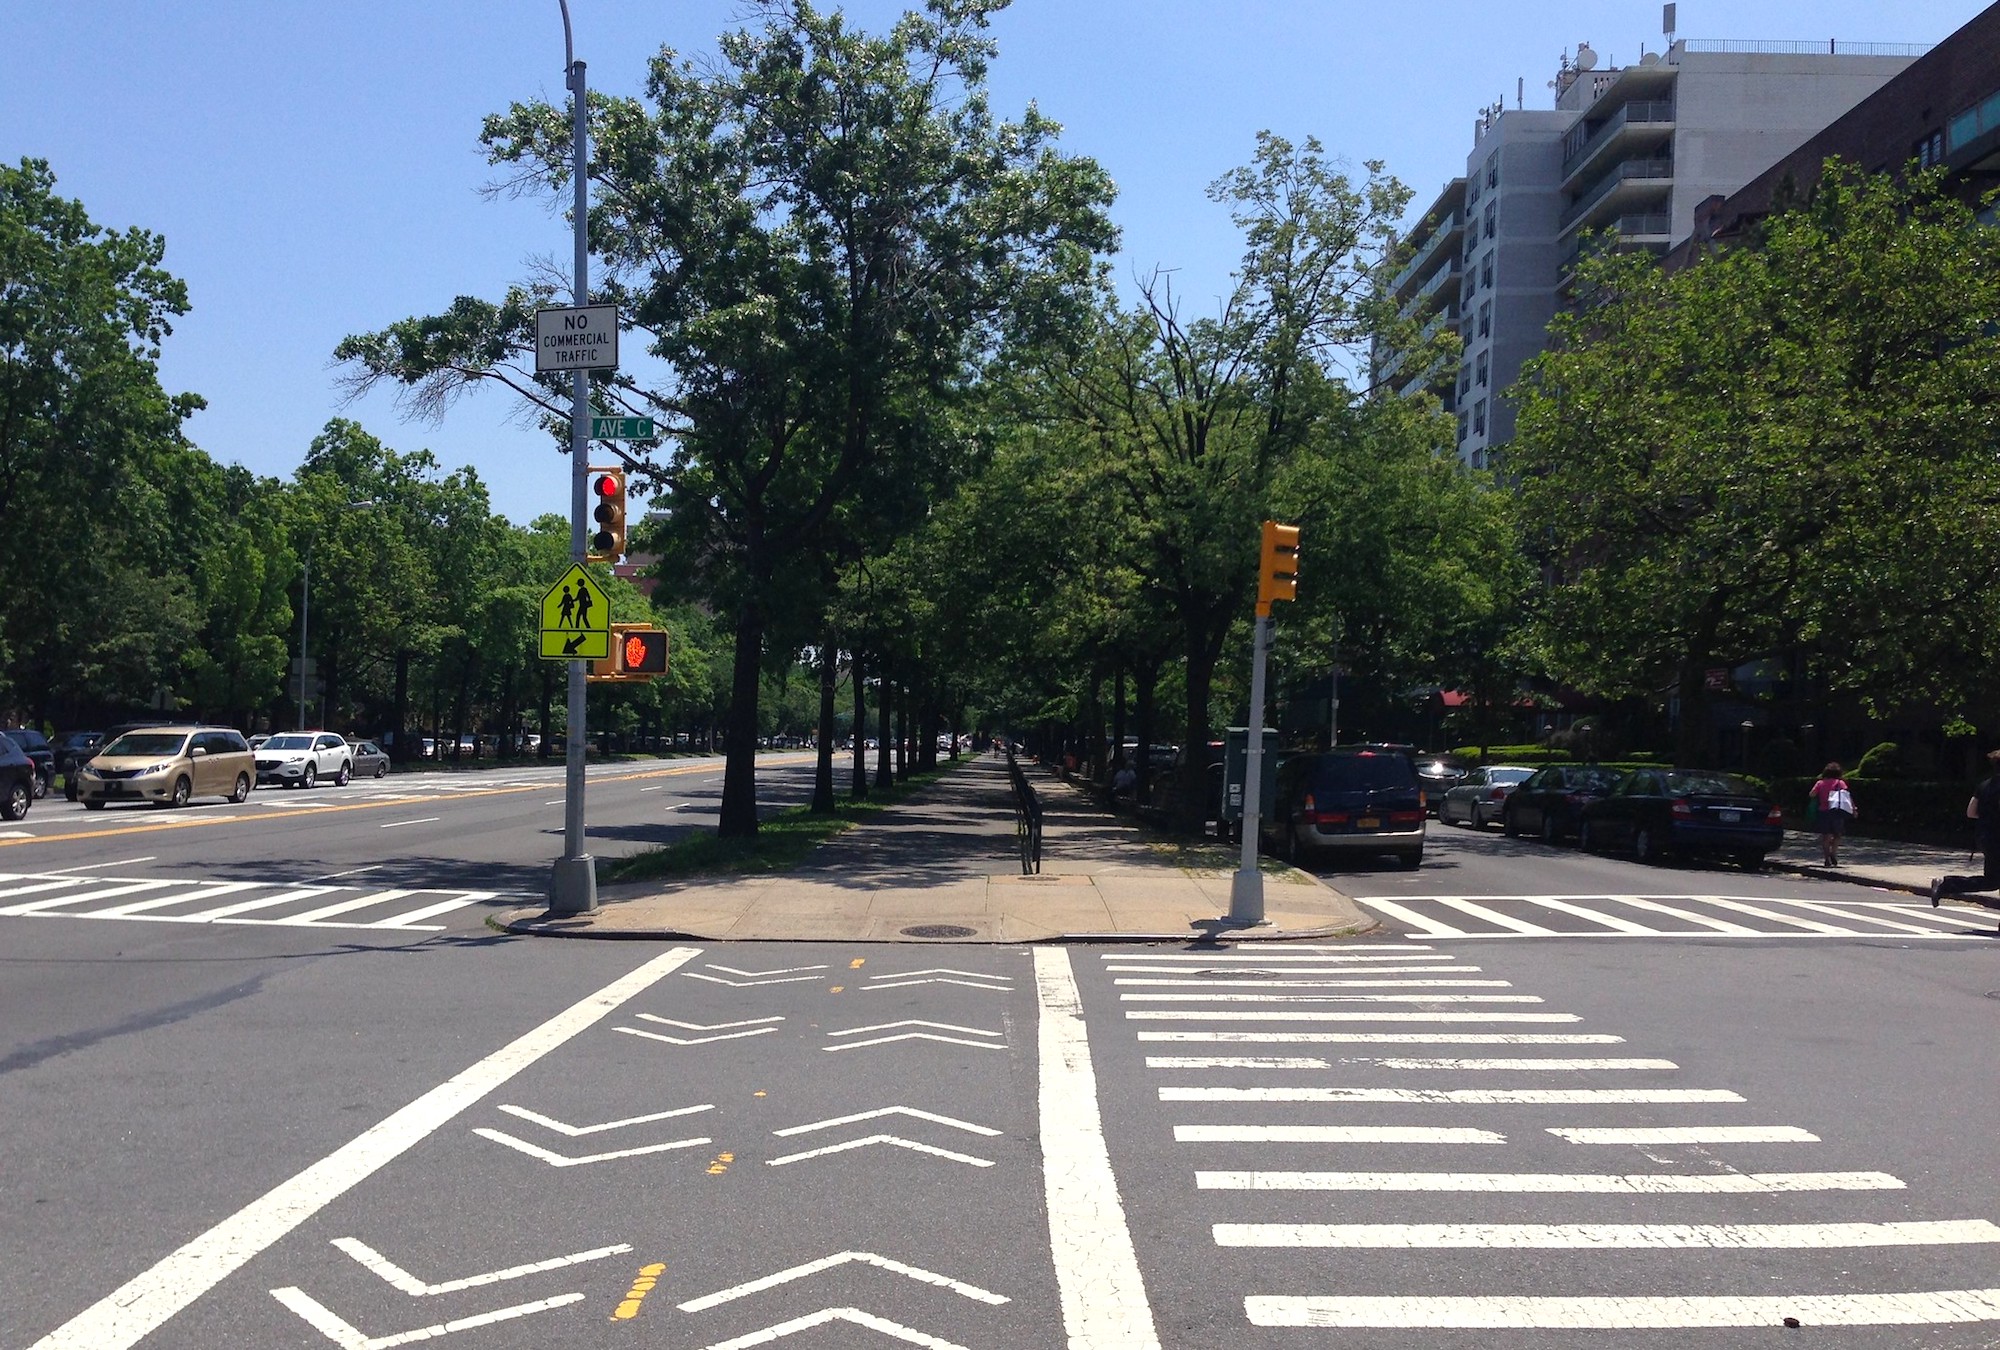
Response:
539,563,611,660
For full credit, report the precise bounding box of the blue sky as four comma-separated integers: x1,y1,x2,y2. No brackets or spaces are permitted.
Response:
3,0,1987,525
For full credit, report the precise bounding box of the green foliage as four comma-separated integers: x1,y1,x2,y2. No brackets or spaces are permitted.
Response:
1854,741,1902,780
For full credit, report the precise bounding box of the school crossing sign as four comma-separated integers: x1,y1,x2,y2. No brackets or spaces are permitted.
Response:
539,563,611,660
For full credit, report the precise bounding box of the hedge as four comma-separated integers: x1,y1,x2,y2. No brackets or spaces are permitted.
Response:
1768,776,1978,845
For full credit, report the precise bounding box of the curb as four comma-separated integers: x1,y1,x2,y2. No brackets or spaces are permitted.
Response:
493,910,1380,945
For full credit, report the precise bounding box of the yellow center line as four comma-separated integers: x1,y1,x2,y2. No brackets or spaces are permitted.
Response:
2,755,816,850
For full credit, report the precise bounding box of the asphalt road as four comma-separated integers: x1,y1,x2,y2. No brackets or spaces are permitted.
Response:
8,794,2000,1349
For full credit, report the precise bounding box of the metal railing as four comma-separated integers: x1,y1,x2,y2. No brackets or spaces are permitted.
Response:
1006,749,1043,875
1390,212,1462,295
1562,101,1676,179
1561,159,1673,232
1679,38,1933,58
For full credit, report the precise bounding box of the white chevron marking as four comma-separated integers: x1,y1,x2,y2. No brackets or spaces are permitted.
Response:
872,968,1013,981
825,1033,1006,1052
493,1103,713,1136
470,1129,711,1166
636,1015,786,1032
329,1237,630,1295
766,1135,993,1168
270,1286,583,1348
685,972,825,987
678,1251,1008,1313
863,978,1012,991
773,1107,1001,1138
828,1020,1001,1037
698,1306,968,1349
706,963,828,977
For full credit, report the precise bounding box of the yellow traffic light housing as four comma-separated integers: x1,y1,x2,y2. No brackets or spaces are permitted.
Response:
587,467,627,560
1256,520,1301,617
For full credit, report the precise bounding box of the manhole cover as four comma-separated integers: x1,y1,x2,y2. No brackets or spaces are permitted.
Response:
902,923,978,938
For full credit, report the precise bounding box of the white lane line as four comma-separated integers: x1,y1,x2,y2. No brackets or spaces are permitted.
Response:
1517,896,1658,934
1216,1220,2000,1249
1431,898,1559,935
1112,978,1511,989
1108,965,1475,976
374,894,494,928
379,817,441,829
2,880,181,915
1127,1011,1582,1023
1162,1087,1744,1104
1177,1125,1505,1144
26,946,701,1350
269,1287,583,1347
1551,1125,1817,1144
311,865,382,881
1138,1032,1623,1044
1196,1171,1905,1193
1146,1056,1674,1071
329,1236,632,1295
1355,898,1467,936
1098,951,1446,962
0,829,35,837
1121,994,1545,1004
1033,947,1162,1349
1247,1290,2000,1329
640,785,666,792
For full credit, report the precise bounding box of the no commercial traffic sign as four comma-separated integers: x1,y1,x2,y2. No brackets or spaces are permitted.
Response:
540,563,611,660
535,304,619,373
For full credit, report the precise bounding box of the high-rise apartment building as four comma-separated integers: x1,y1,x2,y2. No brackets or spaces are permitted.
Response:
1390,37,1923,468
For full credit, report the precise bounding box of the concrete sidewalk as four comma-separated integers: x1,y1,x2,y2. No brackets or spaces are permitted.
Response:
499,756,1376,943
1767,829,2000,920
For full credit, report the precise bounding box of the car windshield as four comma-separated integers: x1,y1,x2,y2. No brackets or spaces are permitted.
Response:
263,735,314,750
1665,771,1760,797
1488,768,1534,786
101,733,188,757
1570,767,1622,790
1314,754,1417,790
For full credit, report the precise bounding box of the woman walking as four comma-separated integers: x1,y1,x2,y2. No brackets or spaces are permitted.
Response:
1808,763,1855,867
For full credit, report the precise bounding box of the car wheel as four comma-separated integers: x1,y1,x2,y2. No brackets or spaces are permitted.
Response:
1634,825,1660,864
374,762,388,778
30,771,47,800
230,773,251,804
1398,849,1423,869
1471,804,1489,831
1502,807,1519,838
302,764,317,790
83,798,105,811
2,780,28,821
1737,851,1764,871
170,776,191,809
335,762,351,787
1541,813,1559,846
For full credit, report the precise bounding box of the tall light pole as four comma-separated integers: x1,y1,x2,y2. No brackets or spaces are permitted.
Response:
297,499,377,731
548,0,598,914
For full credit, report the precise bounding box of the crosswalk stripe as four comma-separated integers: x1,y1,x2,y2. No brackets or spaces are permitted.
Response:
1216,1220,2000,1248
1,880,179,915
0,877,89,902
1106,964,1475,975
374,893,496,927
1099,951,1445,962
1515,895,1657,934
1126,1011,1582,1023
1137,1032,1624,1044
1572,894,1758,933
1824,901,1982,934
1161,1087,1743,1104
1549,1125,1817,1144
177,887,341,921
1175,1126,1506,1144
247,889,415,925
1354,898,1467,936
1677,894,1853,934
1121,994,1544,1004
89,882,260,917
1245,1289,2000,1329
1196,1171,1904,1193
1145,1056,1674,1071
1112,978,1511,989
1430,899,1558,935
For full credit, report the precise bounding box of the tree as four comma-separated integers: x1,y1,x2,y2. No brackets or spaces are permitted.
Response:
1510,164,2000,763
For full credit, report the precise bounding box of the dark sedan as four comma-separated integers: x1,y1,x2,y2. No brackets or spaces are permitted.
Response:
1579,768,1784,868
0,734,34,820
1502,763,1624,844
1,729,53,799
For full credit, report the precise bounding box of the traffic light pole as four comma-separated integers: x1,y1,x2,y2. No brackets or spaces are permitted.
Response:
1228,613,1273,925
549,7,597,915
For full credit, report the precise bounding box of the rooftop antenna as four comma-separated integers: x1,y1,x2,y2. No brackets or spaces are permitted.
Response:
1517,75,1525,109
1663,2,1678,45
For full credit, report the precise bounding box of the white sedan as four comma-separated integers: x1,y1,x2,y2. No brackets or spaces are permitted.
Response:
254,732,354,789
1438,765,1535,829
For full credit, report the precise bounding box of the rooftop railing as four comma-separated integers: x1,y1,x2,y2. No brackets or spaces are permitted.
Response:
1679,38,1933,57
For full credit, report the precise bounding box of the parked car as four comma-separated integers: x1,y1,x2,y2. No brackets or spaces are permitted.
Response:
1579,768,1784,868
1414,754,1467,813
1262,748,1427,868
1,728,54,799
349,740,391,778
1438,765,1535,829
1501,764,1624,843
76,726,255,809
0,733,35,820
254,731,353,788
51,729,102,777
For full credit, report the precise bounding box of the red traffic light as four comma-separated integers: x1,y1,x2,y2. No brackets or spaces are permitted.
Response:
593,473,620,498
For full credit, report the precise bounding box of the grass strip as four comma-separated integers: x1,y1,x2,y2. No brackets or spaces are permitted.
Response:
601,762,957,883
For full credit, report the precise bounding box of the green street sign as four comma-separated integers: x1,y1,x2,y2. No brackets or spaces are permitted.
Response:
590,415,655,440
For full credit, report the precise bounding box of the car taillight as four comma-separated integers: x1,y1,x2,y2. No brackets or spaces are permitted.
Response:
1670,799,1694,818
1766,805,1785,824
1388,810,1424,825
1418,789,1427,810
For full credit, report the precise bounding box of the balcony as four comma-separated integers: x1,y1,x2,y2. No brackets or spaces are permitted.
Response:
1560,159,1672,235
1390,212,1463,296
1396,258,1461,320
1561,100,1676,183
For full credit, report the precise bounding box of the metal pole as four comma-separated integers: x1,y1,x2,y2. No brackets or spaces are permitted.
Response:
549,5,597,914
297,541,310,732
1228,615,1272,924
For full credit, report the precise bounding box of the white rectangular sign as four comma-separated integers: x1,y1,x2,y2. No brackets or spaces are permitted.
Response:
535,304,619,372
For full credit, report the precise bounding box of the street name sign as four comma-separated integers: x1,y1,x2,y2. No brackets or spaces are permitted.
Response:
591,415,654,439
539,563,611,660
535,304,619,373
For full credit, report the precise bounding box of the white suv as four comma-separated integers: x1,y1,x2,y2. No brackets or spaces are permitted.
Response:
254,732,353,789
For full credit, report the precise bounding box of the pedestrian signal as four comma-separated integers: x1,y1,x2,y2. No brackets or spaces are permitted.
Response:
588,468,627,560
1257,520,1301,617
620,628,668,675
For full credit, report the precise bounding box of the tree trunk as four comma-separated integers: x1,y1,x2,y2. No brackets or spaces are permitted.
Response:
851,651,869,799
1135,661,1158,804
390,648,412,763
811,634,837,814
875,672,894,790
1676,659,1714,770
918,688,938,772
896,685,909,781
718,601,765,837
1112,666,1127,774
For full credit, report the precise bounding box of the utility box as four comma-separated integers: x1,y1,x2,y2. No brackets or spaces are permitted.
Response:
1220,726,1280,825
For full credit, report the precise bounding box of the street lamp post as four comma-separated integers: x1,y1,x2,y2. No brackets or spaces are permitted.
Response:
297,500,377,732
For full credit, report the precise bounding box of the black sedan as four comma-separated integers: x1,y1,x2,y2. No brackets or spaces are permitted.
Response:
0,734,33,820
1579,768,1784,868
1,728,53,799
1502,763,1624,843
